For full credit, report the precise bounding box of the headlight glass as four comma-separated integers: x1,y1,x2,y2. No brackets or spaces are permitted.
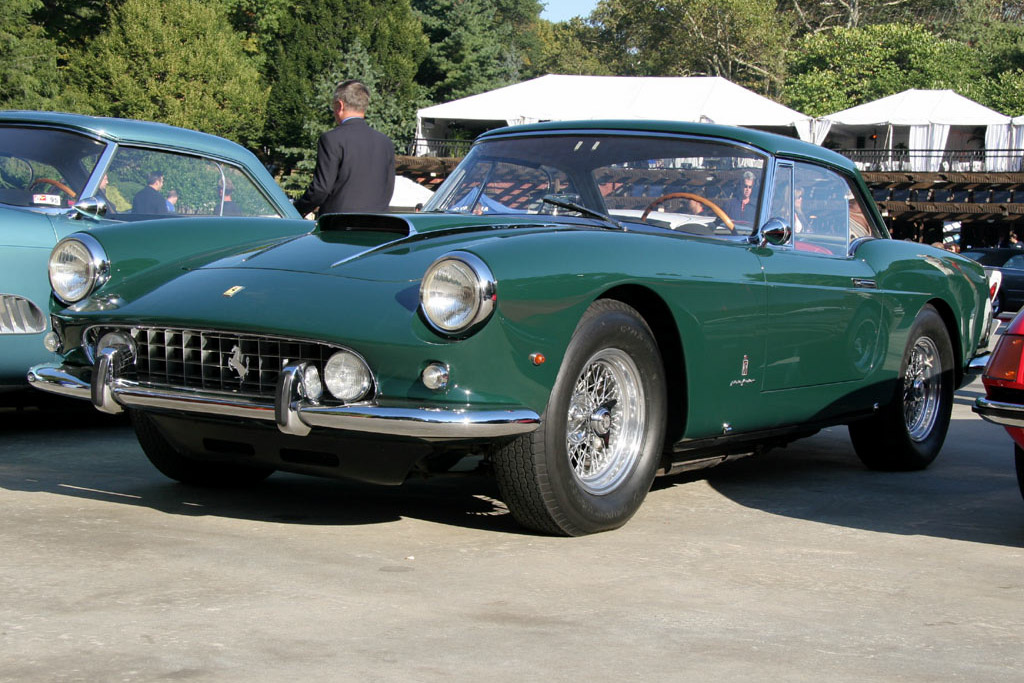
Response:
420,252,496,335
49,235,108,304
324,351,372,402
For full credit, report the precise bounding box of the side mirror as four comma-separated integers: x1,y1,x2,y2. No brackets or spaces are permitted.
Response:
71,196,110,220
758,217,791,247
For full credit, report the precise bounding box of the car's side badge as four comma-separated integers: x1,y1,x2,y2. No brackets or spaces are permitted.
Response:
223,285,245,297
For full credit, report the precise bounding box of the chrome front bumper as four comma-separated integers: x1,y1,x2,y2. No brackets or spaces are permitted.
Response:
973,396,1024,429
27,361,540,440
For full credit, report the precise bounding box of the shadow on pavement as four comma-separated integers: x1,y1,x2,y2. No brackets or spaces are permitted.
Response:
2,390,1021,543
0,406,524,535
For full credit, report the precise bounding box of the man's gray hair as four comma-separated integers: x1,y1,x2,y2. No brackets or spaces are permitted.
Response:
333,80,370,113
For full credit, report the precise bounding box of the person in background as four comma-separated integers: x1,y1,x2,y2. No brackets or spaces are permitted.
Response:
97,173,116,214
166,189,178,213
294,79,395,218
132,171,168,214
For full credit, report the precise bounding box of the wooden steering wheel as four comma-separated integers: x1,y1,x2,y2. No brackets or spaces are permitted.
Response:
641,192,734,232
30,178,77,199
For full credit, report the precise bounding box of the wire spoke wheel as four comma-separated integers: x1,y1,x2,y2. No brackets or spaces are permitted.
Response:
565,348,645,495
902,336,941,442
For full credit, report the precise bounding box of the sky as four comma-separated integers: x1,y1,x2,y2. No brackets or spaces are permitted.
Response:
540,0,600,23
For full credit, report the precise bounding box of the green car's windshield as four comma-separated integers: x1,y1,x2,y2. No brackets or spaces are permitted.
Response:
423,134,767,235
0,126,105,209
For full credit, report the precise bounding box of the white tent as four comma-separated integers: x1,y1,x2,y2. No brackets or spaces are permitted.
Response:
415,74,814,154
821,90,1012,172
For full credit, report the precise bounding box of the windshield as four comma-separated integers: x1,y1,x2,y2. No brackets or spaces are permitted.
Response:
0,126,106,210
423,133,767,236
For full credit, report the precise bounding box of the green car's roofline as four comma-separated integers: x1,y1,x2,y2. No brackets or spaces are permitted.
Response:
478,119,858,175
0,110,257,165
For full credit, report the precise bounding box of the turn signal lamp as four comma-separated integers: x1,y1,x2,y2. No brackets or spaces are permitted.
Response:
984,335,1024,387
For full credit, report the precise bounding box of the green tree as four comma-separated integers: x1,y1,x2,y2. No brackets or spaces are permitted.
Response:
262,0,427,159
65,0,268,146
533,17,614,76
0,0,62,109
588,0,792,95
780,0,958,34
413,0,544,103
784,23,982,116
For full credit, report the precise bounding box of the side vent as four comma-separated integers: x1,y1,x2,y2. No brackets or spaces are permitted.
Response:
317,213,413,236
0,295,46,334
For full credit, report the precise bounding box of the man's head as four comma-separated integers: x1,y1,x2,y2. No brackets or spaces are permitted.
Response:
167,189,179,205
147,171,164,190
332,80,371,123
740,171,755,198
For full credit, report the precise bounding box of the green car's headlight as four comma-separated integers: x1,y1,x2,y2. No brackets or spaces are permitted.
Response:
49,234,109,305
419,252,496,336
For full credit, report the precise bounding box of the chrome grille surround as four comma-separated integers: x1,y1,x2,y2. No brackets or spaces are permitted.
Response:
0,294,46,334
84,326,373,403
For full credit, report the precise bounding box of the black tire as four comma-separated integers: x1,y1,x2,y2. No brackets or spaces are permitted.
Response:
130,411,274,486
849,304,954,471
491,299,667,536
1015,445,1024,501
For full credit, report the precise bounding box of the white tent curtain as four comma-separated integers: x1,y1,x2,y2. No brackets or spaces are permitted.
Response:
985,123,1014,171
909,123,950,171
794,118,832,145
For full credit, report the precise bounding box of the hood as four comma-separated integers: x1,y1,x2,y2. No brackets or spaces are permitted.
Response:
0,205,59,248
195,212,584,281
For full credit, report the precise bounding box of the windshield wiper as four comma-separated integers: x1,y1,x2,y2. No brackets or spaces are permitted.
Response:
541,195,624,230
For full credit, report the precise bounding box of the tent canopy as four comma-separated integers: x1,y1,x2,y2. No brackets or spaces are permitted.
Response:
822,89,1012,172
416,74,814,151
823,89,1009,127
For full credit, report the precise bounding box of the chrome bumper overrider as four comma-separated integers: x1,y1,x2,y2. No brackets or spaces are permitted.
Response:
973,396,1024,429
27,361,540,439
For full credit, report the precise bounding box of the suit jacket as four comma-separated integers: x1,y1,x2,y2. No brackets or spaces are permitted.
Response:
294,118,395,216
132,185,168,214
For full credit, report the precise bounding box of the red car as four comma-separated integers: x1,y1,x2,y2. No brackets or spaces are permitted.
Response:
974,306,1024,499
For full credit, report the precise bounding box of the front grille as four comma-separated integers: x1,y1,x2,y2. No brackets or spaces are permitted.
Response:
0,294,46,334
90,327,347,398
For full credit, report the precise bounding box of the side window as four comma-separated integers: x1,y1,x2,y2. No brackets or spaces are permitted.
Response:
769,162,793,225
791,162,883,256
103,147,282,217
1003,254,1024,270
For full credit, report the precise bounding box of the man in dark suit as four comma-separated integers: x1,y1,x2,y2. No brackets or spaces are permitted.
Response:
132,171,168,214
294,80,395,217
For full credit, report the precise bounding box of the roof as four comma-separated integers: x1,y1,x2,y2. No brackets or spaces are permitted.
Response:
478,119,859,174
418,75,811,130
0,110,260,164
823,90,1010,127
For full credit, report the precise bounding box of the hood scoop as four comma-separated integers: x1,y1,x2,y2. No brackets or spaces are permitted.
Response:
317,213,414,237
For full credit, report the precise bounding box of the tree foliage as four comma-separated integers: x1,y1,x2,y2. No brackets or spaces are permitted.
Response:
413,0,544,103
66,0,269,146
262,0,427,158
784,23,981,116
0,0,62,109
587,0,792,95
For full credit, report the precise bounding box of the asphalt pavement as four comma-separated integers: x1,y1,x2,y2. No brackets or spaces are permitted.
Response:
0,377,1020,682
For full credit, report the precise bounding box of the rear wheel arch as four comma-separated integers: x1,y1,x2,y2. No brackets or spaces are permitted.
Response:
924,296,965,386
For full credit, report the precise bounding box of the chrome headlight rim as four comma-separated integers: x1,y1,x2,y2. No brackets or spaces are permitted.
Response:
49,233,110,305
419,251,497,337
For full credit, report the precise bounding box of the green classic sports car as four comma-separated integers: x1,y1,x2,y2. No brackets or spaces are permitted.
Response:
29,120,995,535
0,110,303,398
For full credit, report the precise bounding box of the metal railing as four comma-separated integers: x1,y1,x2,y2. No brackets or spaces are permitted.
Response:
835,148,1024,173
405,138,474,158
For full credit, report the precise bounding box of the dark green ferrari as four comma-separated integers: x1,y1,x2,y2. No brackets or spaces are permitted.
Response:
29,121,996,535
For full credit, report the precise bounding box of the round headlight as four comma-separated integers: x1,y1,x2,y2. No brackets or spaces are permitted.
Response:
420,252,496,335
50,234,109,305
324,351,372,402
